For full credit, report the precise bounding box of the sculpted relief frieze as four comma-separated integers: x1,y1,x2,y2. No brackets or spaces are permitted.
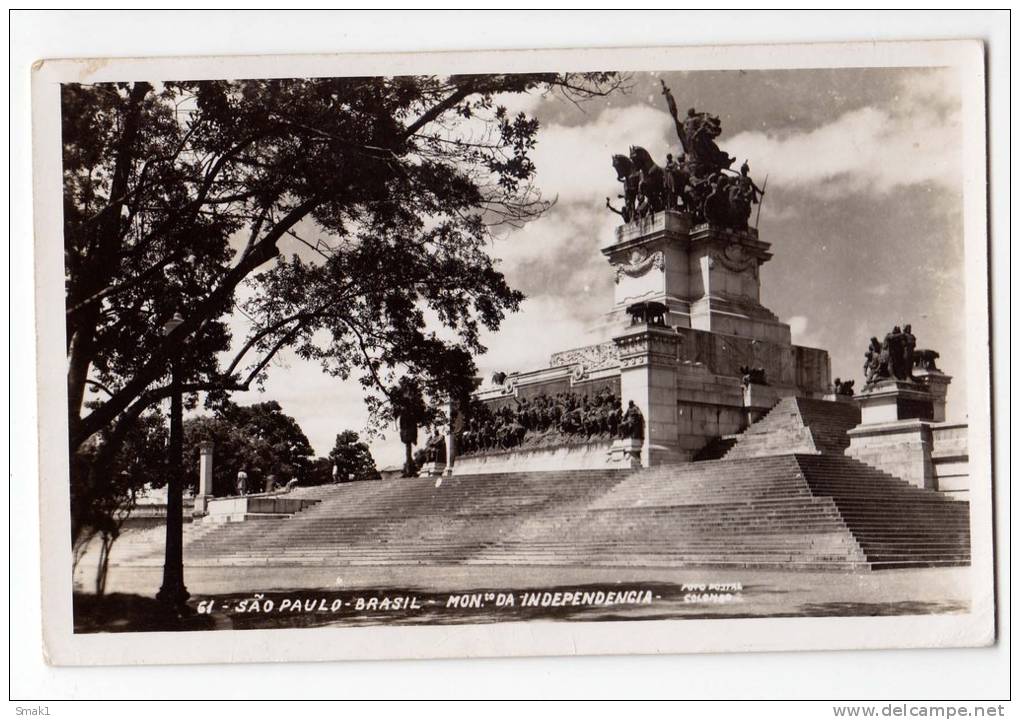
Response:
614,247,665,283
549,341,620,375
709,243,759,278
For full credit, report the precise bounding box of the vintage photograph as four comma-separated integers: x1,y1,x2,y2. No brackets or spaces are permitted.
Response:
32,40,994,664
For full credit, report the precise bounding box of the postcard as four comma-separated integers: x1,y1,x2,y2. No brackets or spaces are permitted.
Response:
32,39,994,665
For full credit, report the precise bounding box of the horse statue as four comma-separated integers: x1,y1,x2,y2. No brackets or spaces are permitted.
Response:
629,146,666,218
608,154,639,222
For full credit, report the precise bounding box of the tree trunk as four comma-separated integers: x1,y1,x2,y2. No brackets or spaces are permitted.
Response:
403,442,414,478
66,82,152,439
96,532,115,597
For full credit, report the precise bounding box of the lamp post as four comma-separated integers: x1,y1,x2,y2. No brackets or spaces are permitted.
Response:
156,311,190,613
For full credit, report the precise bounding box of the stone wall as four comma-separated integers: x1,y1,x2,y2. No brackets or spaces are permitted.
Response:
676,326,830,396
451,441,615,475
846,419,970,496
931,423,970,497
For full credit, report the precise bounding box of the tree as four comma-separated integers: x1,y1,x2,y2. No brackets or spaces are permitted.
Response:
182,400,315,495
327,430,380,483
305,457,336,487
391,376,429,477
71,408,168,595
63,73,624,544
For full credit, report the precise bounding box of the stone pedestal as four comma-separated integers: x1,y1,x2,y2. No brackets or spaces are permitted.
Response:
855,379,935,424
742,382,781,431
848,380,938,489
193,441,214,516
613,324,687,466
607,438,643,468
847,420,935,490
422,461,446,478
743,382,780,411
599,211,789,344
202,495,320,523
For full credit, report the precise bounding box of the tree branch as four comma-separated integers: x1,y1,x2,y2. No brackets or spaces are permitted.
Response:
72,193,325,449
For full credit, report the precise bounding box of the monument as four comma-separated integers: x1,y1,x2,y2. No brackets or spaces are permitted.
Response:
848,325,956,489
450,82,831,474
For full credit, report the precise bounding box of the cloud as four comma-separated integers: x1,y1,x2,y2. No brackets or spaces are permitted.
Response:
786,314,825,350
788,315,808,338
530,104,675,205
475,294,595,380
726,95,961,198
490,89,546,118
490,203,616,296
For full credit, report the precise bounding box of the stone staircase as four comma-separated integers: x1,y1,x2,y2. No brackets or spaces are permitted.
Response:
692,435,738,461
103,398,968,573
796,455,970,568
723,396,861,459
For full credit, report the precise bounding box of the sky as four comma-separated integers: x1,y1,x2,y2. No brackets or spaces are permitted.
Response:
229,66,967,469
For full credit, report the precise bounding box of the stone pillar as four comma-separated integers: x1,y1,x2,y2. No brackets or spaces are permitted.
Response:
443,400,456,477
613,324,686,466
193,441,214,516
847,380,938,489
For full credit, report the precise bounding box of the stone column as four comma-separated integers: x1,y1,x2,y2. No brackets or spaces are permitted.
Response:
613,324,686,466
443,400,456,477
193,441,214,515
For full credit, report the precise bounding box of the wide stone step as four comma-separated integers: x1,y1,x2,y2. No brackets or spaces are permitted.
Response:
123,416,971,573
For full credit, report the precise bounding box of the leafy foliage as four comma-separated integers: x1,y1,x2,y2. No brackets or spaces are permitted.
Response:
327,430,380,484
70,408,169,592
182,401,315,495
62,73,624,543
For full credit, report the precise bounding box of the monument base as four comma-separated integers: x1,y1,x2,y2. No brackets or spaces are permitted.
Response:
607,438,643,468
847,420,935,490
848,379,939,489
421,461,446,477
451,442,615,476
192,494,210,517
855,379,934,424
202,495,321,523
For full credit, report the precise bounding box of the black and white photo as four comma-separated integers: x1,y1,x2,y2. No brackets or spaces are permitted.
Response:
30,38,995,666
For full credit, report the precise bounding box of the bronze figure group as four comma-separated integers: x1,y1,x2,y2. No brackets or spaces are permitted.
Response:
863,324,920,387
606,81,764,231
458,388,644,454
832,378,856,396
739,365,768,387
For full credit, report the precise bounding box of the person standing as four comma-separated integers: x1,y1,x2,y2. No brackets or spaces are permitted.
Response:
902,324,917,380
883,326,906,380
664,153,680,211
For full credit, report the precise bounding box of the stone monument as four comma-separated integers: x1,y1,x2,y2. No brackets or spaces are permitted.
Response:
451,83,831,474
847,327,953,489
